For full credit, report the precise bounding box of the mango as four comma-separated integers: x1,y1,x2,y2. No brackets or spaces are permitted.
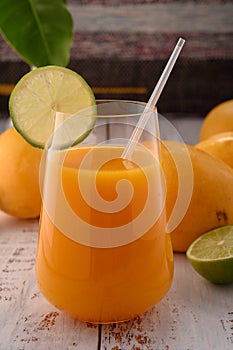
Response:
200,99,233,140
160,141,233,252
196,131,233,169
0,128,42,218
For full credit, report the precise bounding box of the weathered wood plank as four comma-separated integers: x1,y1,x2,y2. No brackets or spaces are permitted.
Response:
101,254,233,350
1,211,233,350
0,212,99,350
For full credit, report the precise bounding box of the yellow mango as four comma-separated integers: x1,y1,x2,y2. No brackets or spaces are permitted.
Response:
160,141,233,252
0,128,42,218
196,131,233,169
200,99,233,140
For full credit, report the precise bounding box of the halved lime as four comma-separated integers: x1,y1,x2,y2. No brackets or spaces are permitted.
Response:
9,66,96,149
186,225,233,284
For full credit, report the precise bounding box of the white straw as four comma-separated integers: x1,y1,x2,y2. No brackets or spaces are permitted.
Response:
121,37,185,159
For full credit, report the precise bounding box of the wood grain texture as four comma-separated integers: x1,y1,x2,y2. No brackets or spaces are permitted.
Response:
0,211,232,350
0,212,98,350
101,255,233,350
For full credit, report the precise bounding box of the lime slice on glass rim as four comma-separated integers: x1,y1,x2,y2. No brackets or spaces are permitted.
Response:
186,225,233,284
9,65,96,149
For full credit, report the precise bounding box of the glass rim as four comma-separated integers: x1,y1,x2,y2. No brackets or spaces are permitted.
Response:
92,99,157,119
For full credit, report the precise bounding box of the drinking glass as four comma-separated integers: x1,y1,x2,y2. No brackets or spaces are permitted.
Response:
36,100,174,324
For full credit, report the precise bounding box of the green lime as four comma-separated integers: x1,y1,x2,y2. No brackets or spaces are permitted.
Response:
186,225,233,284
9,65,96,149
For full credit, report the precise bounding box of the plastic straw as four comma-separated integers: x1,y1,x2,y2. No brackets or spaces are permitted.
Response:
121,37,185,159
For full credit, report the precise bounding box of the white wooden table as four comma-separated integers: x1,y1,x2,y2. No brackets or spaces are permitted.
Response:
0,211,232,350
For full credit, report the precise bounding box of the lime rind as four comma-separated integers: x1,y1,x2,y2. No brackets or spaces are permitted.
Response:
9,66,96,149
189,258,233,284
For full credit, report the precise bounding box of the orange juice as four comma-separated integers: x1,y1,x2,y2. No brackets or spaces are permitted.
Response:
36,146,173,323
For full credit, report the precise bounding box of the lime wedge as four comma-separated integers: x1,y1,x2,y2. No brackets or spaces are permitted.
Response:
186,225,233,284
9,66,96,149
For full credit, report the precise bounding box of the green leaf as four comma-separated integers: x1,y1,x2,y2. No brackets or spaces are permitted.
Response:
0,0,73,67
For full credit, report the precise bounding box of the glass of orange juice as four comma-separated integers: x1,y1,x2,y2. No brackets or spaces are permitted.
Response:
36,100,173,324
